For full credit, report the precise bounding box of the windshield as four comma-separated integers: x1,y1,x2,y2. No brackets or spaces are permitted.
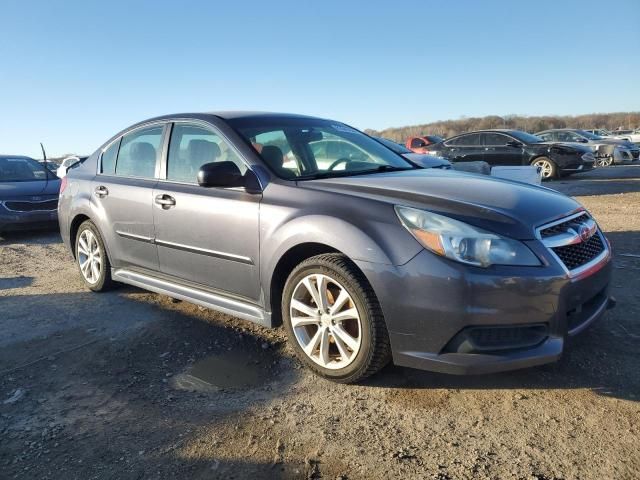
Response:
0,157,55,182
509,131,545,144
375,137,412,154
228,117,415,180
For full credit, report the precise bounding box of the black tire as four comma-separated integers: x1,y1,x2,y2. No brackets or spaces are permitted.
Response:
282,253,391,383
75,220,114,292
531,156,558,180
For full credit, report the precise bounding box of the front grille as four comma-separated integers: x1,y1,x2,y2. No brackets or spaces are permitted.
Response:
540,213,588,238
3,199,58,212
552,233,604,270
632,150,639,160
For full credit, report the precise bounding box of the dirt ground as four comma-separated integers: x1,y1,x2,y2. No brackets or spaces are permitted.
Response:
1,166,639,480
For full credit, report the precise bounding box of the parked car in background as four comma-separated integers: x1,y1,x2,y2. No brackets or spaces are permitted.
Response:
59,112,613,383
610,128,640,144
56,155,88,178
0,155,61,232
374,137,452,169
535,129,639,166
425,129,595,179
405,135,444,154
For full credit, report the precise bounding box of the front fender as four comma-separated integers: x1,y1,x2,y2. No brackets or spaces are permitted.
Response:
260,207,423,310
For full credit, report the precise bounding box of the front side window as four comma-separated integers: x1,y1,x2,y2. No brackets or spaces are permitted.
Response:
483,133,510,146
115,125,163,178
229,117,414,180
410,138,426,148
167,123,246,183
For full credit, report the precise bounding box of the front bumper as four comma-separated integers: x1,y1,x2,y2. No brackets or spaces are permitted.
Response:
357,242,613,375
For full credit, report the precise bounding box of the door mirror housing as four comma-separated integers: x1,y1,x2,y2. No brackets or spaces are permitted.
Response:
197,161,245,188
506,140,523,148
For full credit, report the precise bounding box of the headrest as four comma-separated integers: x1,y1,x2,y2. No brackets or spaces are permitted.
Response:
261,145,284,168
130,142,156,163
188,139,221,163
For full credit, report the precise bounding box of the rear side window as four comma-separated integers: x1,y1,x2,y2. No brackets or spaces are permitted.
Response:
101,140,119,175
167,123,246,183
115,125,163,178
447,133,481,146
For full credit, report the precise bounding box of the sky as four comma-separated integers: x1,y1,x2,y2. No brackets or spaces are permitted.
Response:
1,0,639,158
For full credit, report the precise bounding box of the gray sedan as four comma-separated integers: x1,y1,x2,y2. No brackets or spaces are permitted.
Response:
58,112,613,383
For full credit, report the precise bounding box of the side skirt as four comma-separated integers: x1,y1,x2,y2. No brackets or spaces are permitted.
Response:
112,268,272,328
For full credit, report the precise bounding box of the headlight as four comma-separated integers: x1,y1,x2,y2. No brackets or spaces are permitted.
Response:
395,206,541,267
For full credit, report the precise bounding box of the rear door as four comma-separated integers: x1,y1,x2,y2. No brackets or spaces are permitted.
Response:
443,133,483,161
92,124,165,271
482,132,524,166
152,121,261,302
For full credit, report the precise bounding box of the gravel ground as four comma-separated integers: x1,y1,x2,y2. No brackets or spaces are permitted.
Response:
1,166,639,480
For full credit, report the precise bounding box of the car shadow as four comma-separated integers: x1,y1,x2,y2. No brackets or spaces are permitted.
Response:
0,276,34,290
550,164,640,196
0,288,302,479
0,227,62,246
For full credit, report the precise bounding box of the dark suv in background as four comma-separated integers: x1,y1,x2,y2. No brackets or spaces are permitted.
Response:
426,129,595,179
58,112,613,383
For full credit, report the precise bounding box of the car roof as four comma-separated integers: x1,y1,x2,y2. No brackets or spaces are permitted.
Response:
0,155,36,160
143,111,325,123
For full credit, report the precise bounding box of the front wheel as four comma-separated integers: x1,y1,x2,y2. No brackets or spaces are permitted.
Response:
282,253,390,383
75,220,114,292
596,155,613,167
531,156,558,180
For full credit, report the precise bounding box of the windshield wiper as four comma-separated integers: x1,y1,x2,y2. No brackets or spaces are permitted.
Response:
296,164,413,181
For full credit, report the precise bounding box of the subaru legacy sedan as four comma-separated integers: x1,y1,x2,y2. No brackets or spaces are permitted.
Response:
58,112,614,383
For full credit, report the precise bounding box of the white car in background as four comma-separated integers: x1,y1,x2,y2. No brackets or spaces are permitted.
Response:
56,155,87,178
612,129,640,144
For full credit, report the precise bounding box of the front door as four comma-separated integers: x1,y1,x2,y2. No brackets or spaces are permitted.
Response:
152,122,261,302
92,124,165,271
482,132,523,166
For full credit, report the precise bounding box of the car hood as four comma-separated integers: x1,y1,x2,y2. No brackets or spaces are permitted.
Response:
0,179,61,200
302,169,582,240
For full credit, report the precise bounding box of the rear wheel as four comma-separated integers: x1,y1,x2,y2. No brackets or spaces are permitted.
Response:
531,156,557,180
282,253,390,383
75,220,113,292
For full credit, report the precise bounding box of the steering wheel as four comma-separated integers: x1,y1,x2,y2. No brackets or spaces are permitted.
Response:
327,157,352,171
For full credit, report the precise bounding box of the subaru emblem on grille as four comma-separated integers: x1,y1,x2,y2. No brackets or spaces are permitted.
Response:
578,223,595,242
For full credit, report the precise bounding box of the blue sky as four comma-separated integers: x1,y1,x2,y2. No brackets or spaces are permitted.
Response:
1,0,639,158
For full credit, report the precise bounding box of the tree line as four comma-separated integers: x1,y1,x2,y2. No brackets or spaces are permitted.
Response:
365,112,640,142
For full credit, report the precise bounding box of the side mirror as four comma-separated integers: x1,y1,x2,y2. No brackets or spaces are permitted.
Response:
577,138,589,143
506,140,523,148
197,161,245,188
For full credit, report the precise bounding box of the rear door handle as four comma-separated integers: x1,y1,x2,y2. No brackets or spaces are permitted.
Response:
94,186,109,198
155,194,176,209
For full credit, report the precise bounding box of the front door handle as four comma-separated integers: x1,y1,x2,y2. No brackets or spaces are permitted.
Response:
94,186,109,198
155,194,176,209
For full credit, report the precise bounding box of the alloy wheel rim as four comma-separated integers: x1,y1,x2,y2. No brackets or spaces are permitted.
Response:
596,157,612,167
534,159,553,178
290,273,362,370
77,229,102,284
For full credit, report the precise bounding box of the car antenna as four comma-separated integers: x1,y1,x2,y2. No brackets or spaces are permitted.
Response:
40,142,49,187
